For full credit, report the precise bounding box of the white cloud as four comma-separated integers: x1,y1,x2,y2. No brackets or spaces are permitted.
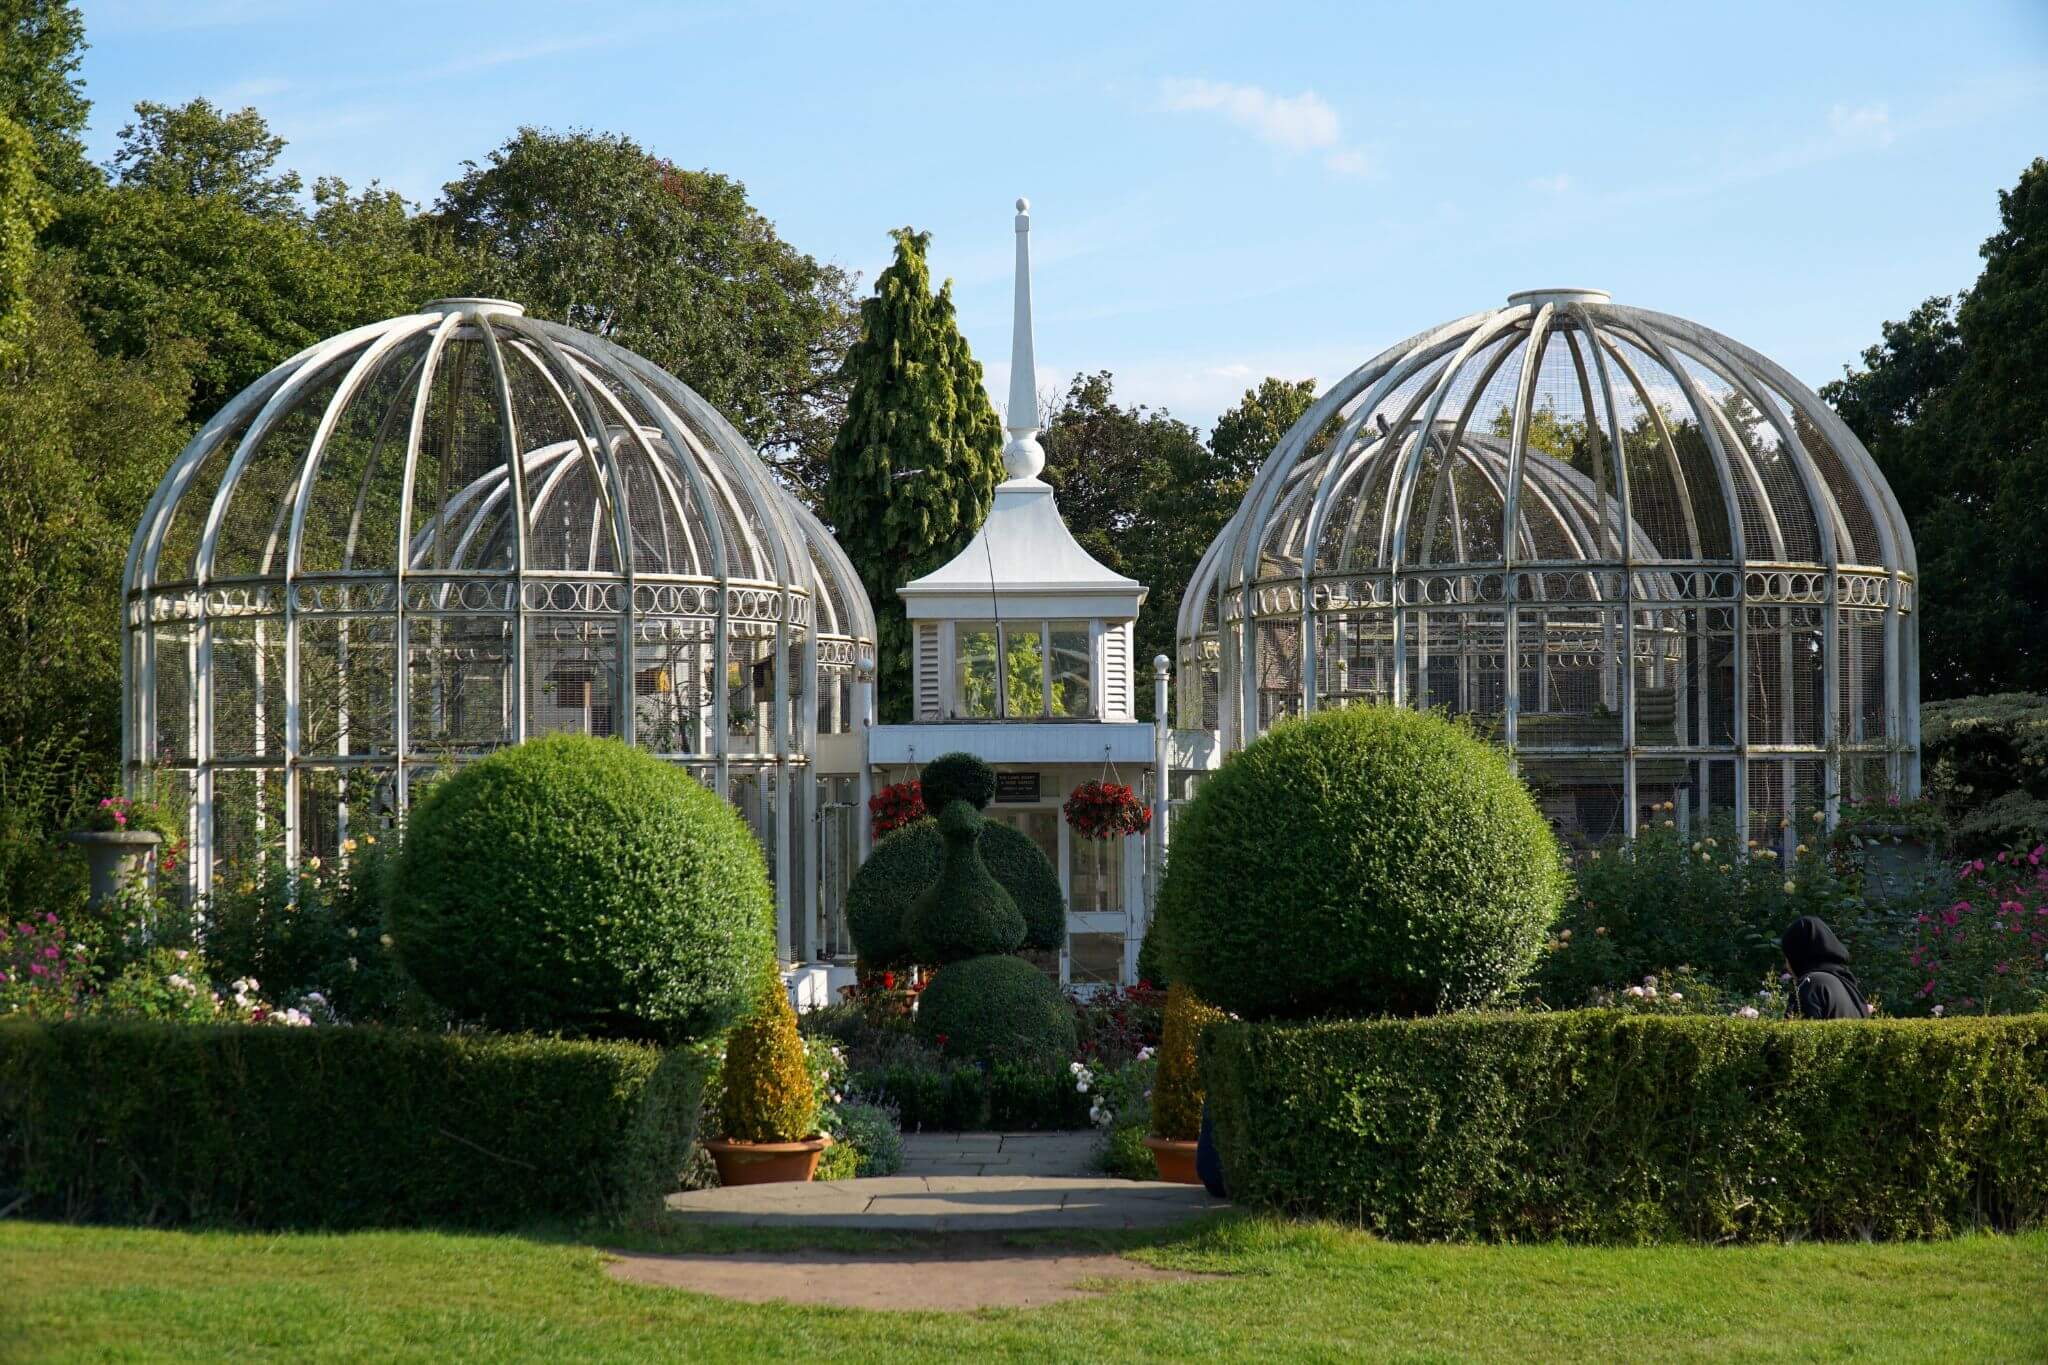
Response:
1159,77,1371,177
1528,173,1572,194
1827,102,1895,146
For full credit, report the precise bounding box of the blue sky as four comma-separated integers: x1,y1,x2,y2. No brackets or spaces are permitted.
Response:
71,0,2048,434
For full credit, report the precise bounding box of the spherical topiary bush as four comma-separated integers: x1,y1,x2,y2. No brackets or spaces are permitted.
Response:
919,751,995,813
1160,705,1564,1020
902,801,1026,965
388,734,775,1043
915,953,1077,1063
847,819,1064,966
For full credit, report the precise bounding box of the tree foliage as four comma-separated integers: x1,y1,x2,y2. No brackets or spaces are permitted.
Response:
0,258,191,791
0,113,53,356
109,99,304,217
436,128,858,496
823,228,1003,721
1823,157,2048,697
49,105,467,420
0,0,94,193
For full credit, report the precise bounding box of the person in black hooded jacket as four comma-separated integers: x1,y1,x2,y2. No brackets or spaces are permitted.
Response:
1781,916,1871,1019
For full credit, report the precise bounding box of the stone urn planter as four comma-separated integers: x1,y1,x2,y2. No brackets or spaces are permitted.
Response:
704,1134,832,1186
1143,1135,1201,1185
61,829,161,909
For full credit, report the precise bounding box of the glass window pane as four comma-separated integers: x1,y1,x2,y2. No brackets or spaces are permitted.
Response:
1069,931,1124,987
1049,621,1092,717
1004,622,1044,718
955,623,998,718
1068,830,1124,913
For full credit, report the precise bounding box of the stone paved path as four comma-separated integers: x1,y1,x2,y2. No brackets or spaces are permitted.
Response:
666,1131,1228,1232
897,1130,1097,1177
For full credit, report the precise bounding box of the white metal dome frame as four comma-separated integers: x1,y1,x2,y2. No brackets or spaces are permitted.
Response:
122,298,875,952
1177,289,1918,847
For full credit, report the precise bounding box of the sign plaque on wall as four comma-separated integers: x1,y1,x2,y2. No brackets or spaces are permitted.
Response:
994,772,1042,803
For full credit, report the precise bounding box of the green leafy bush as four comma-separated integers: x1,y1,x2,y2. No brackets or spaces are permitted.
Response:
915,952,1076,1063
387,734,773,1044
1162,705,1565,1020
1151,983,1221,1141
717,972,818,1143
1533,813,1858,1008
903,802,1025,964
820,1099,904,1178
918,751,995,813
0,1019,706,1227
847,1056,1090,1132
1203,1012,2048,1242
205,835,430,1026
1922,692,2048,853
846,818,1063,966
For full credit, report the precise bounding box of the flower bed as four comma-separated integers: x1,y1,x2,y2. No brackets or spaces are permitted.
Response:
1203,1011,2048,1242
0,1020,706,1228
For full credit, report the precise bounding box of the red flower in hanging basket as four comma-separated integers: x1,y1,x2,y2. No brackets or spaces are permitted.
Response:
869,780,926,840
1064,780,1152,840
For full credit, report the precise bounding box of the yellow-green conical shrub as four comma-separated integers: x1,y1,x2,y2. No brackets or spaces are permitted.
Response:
717,970,818,1143
1151,982,1223,1141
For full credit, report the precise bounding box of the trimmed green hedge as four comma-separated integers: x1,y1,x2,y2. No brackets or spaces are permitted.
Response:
1203,1012,2048,1242
0,1020,705,1228
852,1059,1090,1132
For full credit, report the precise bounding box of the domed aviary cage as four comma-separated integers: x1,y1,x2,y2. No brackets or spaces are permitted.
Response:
1177,289,1917,848
122,298,874,952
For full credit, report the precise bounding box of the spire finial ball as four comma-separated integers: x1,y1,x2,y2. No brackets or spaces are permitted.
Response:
1016,197,1029,213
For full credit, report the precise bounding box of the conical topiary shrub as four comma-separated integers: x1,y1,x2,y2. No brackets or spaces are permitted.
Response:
1151,983,1222,1141
708,972,828,1185
903,800,1027,964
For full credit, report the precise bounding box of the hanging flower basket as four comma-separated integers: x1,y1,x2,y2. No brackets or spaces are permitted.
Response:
1065,780,1152,840
869,780,926,841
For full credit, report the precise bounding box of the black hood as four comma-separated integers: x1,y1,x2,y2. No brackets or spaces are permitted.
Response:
1781,915,1852,976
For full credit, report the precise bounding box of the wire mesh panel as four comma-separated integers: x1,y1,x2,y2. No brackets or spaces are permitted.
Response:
1179,289,1918,849
123,300,876,951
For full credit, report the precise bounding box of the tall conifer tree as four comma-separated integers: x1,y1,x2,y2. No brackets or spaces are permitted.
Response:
825,228,1002,721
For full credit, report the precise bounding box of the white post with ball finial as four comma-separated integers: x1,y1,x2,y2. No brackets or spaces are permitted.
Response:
1002,198,1046,483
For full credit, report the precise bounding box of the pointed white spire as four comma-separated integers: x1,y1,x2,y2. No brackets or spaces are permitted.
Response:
1001,196,1046,482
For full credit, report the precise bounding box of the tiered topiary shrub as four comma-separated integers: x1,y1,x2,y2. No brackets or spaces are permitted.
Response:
387,734,775,1045
904,802,1027,964
1161,704,1565,1021
846,820,1063,966
889,751,1075,1066
914,953,1076,1064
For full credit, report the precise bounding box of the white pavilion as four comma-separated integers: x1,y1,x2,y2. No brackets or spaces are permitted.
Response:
831,200,1221,992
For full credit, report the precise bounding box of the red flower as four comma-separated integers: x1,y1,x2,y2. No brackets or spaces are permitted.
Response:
1063,781,1151,839
869,780,927,840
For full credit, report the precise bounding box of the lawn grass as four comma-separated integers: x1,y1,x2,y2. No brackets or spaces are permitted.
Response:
3,1215,2044,1363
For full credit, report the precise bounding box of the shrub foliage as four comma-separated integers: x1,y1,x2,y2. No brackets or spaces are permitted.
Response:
388,734,774,1043
845,817,1063,965
1203,1012,2048,1242
918,751,996,813
1162,705,1565,1019
1922,692,2048,853
914,953,1076,1064
1150,983,1221,1141
903,802,1026,965
717,973,819,1143
0,1020,705,1228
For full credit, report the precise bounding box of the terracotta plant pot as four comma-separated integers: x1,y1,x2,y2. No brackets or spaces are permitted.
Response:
705,1134,832,1186
1144,1135,1201,1185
